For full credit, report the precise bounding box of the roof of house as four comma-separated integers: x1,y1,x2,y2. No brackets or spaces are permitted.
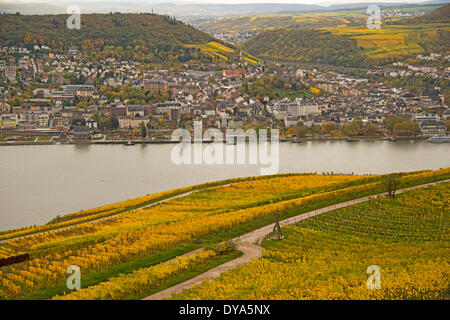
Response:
420,119,445,126
127,105,144,112
71,125,92,133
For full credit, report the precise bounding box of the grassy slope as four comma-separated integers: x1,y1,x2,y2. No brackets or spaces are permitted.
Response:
396,3,450,24
173,182,449,299
18,187,376,300
0,174,303,241
199,5,444,34
234,4,450,65
186,41,259,64
200,11,367,34
242,22,449,65
11,172,450,299
242,28,370,67
23,249,242,300
325,23,450,59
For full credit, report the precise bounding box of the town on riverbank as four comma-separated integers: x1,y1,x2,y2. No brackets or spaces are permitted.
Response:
1,44,449,146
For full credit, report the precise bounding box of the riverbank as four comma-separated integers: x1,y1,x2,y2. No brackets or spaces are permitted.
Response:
0,135,430,146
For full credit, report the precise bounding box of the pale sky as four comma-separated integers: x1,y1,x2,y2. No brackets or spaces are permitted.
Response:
0,0,430,6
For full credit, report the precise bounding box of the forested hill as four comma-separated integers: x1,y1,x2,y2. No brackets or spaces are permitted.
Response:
0,13,218,64
241,29,370,68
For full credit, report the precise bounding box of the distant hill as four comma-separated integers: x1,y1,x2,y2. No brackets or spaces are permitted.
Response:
1,1,448,17
198,3,446,35
401,3,450,23
0,13,225,65
410,4,450,54
383,4,450,56
240,3,450,67
241,29,369,68
199,12,367,34
419,0,450,5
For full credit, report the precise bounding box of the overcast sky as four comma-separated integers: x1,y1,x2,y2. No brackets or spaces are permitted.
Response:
0,0,429,6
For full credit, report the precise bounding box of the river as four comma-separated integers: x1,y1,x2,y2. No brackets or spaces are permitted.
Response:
0,140,448,231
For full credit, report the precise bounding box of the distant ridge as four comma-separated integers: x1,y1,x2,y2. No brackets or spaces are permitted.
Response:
402,2,450,23
1,1,449,16
427,2,450,18
240,3,450,67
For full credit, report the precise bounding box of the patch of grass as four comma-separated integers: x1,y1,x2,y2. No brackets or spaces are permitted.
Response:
2,174,287,241
201,173,450,249
14,172,450,300
186,41,259,64
131,250,243,300
22,247,242,300
21,245,199,300
37,136,52,142
325,23,450,58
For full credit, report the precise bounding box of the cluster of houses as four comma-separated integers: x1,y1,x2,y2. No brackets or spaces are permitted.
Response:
381,9,428,18
0,45,448,140
373,56,450,79
268,67,448,135
213,30,263,44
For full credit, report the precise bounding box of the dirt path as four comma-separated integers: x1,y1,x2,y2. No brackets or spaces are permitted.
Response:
143,178,449,300
143,243,264,300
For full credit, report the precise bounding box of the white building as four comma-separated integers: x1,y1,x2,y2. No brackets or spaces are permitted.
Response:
19,111,50,127
287,104,319,117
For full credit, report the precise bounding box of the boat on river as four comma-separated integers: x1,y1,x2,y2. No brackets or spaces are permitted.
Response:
427,134,450,143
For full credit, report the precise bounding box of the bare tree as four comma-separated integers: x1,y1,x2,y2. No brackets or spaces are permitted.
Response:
383,174,400,198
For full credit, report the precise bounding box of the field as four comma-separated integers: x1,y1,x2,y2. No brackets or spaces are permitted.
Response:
324,23,450,58
242,22,450,64
199,4,449,62
0,168,449,299
174,182,449,300
185,41,259,64
0,175,278,241
200,12,368,34
52,245,239,300
198,4,442,35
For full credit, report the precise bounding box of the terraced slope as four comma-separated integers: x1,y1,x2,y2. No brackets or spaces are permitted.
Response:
0,168,448,299
174,182,449,300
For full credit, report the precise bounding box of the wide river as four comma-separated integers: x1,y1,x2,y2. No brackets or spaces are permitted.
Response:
0,140,449,231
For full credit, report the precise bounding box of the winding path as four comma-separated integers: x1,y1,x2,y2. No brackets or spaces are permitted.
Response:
143,178,450,300
144,243,264,300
